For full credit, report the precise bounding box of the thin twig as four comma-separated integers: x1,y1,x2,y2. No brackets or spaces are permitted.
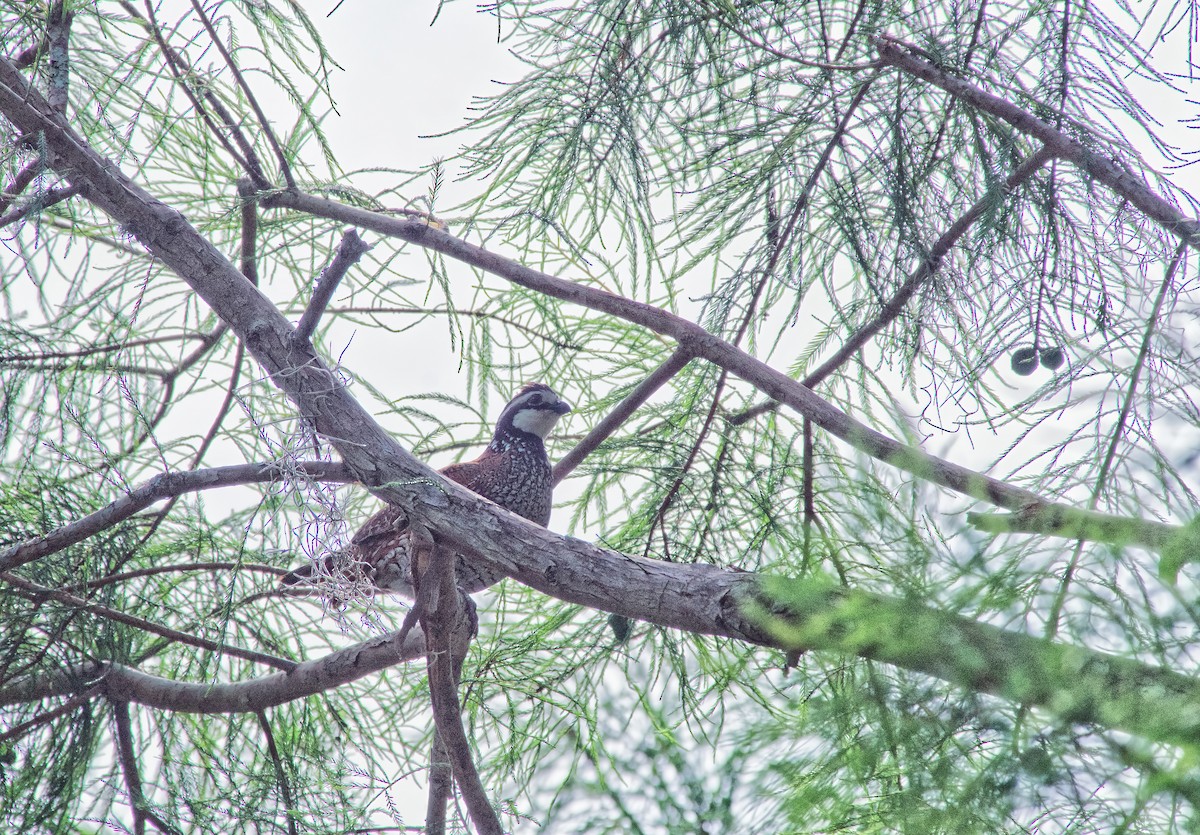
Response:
66,561,287,592
0,160,42,214
187,0,295,189
329,305,584,351
552,347,693,485
0,684,100,744
0,331,212,364
256,710,299,835
2,573,296,670
294,230,371,345
0,183,79,227
124,1,270,188
1044,242,1188,631
0,460,353,574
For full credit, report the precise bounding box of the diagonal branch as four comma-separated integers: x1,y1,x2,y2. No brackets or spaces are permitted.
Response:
730,143,1056,425
120,1,270,188
873,35,1200,249
186,0,295,189
0,461,353,574
553,347,693,485
2,573,296,671
294,229,371,345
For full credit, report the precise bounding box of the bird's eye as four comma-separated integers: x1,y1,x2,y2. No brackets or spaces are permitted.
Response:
528,394,543,405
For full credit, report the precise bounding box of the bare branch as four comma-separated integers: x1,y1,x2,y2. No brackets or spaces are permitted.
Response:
45,1,71,114
0,182,80,228
0,461,353,574
67,561,287,593
256,710,299,835
328,305,584,351
0,159,42,214
0,331,213,365
0,626,426,713
0,684,100,744
112,700,182,835
294,229,371,345
414,530,502,835
261,185,1086,516
120,1,270,188
2,573,296,671
112,699,147,835
237,177,260,285
553,347,693,485
873,35,1200,249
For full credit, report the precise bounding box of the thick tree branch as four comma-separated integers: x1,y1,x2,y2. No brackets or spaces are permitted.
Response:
0,461,353,574
873,35,1200,249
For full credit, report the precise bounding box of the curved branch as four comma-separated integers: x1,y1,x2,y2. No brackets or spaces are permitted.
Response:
0,461,354,574
0,626,426,713
873,35,1200,249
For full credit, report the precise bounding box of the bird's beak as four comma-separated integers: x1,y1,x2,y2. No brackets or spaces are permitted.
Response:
554,399,572,415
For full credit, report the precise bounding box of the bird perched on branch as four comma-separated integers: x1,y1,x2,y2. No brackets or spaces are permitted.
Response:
282,383,572,599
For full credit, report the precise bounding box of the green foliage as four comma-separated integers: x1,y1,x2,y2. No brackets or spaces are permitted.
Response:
1,0,1198,833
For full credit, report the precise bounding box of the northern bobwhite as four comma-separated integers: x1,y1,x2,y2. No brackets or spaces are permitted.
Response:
282,383,572,598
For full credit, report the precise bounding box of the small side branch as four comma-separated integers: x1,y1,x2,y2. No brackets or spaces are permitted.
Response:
0,183,80,228
187,0,296,189
553,347,693,485
2,573,296,671
729,144,1055,425
293,230,371,345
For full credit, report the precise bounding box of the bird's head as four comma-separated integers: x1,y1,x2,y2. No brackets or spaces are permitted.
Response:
497,382,572,440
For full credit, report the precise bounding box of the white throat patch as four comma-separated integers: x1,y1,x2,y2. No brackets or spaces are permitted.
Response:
512,408,563,439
